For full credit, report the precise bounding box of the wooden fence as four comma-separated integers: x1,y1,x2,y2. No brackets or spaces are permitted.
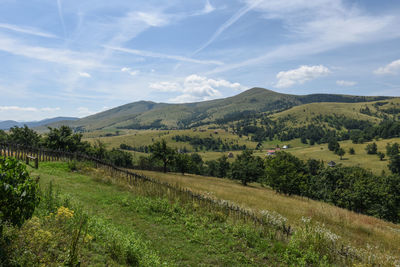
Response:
0,142,293,238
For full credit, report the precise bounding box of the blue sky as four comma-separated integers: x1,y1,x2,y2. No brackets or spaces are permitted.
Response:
1,0,400,121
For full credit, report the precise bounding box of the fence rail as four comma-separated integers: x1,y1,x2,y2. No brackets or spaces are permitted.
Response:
0,142,293,237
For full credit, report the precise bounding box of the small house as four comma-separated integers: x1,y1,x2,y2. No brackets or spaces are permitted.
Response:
227,152,234,158
328,161,336,167
282,145,289,149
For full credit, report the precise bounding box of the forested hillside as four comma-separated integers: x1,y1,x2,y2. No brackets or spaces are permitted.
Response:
38,88,392,132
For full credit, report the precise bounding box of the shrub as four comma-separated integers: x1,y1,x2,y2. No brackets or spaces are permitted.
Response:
0,157,40,229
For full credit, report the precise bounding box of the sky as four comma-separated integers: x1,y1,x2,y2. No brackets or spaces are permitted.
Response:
1,0,400,121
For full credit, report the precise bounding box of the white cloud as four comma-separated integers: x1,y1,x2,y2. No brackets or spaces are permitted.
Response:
203,0,216,14
136,12,168,27
57,0,66,37
150,74,245,103
78,72,91,78
275,65,330,88
208,0,400,75
0,23,57,38
149,81,181,92
0,33,101,68
336,80,356,86
121,67,139,76
107,46,223,65
0,106,60,112
374,59,400,75
40,107,61,112
0,106,37,112
193,0,261,55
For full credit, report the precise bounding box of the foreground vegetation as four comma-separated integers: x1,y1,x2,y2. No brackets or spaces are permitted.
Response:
4,160,390,266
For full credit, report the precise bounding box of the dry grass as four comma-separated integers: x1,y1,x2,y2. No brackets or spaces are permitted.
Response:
83,129,256,151
275,137,400,174
133,169,400,260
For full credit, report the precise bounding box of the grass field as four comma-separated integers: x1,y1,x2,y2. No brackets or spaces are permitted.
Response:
0,155,391,266
134,169,400,262
84,129,256,149
279,137,400,174
27,162,315,266
83,126,400,173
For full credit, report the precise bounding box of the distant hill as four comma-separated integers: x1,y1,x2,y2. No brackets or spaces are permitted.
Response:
42,88,392,131
0,117,78,130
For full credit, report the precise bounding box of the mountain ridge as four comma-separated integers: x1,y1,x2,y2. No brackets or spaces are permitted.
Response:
0,117,78,130
35,87,393,131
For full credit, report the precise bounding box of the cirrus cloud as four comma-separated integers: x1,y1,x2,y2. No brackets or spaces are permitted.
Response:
336,80,357,86
275,65,330,88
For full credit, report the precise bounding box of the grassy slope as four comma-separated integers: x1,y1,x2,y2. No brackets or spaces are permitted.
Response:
271,98,400,128
39,88,393,132
278,137,400,174
30,162,292,266
83,128,257,152
134,169,400,261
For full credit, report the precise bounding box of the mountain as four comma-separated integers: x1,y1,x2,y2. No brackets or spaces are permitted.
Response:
0,117,79,130
42,88,392,131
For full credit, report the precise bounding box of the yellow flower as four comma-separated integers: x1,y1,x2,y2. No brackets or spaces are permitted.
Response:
56,206,74,219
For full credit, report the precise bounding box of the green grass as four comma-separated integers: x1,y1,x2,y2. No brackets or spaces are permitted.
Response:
1,159,394,265
21,161,398,265
135,168,400,264
26,162,304,266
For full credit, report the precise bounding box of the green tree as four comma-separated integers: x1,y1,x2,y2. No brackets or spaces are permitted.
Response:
174,153,190,175
336,148,345,160
388,154,400,174
386,143,399,157
8,125,40,147
150,140,175,173
348,147,355,155
217,155,230,178
231,150,264,186
0,157,40,232
328,138,339,152
188,153,204,174
365,142,378,154
90,140,108,159
44,126,88,152
107,149,133,168
264,151,307,195
377,152,385,161
205,160,218,177
0,130,7,143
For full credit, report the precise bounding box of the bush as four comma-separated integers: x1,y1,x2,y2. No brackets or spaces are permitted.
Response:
0,157,40,229
365,142,378,154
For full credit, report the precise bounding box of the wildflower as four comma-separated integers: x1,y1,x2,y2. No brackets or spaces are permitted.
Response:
56,206,74,219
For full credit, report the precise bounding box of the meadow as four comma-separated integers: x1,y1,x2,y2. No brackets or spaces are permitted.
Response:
17,161,388,266
83,127,400,175
283,137,400,175
134,169,400,262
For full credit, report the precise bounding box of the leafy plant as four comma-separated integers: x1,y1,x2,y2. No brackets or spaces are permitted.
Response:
0,157,40,230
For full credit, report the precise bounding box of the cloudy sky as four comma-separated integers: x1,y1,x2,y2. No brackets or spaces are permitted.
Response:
1,0,400,121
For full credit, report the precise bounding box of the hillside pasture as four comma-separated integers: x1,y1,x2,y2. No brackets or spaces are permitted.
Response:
283,137,400,174
133,169,400,263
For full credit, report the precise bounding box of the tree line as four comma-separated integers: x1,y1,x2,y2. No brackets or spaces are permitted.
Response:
172,135,247,152
0,125,134,168
144,140,400,223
